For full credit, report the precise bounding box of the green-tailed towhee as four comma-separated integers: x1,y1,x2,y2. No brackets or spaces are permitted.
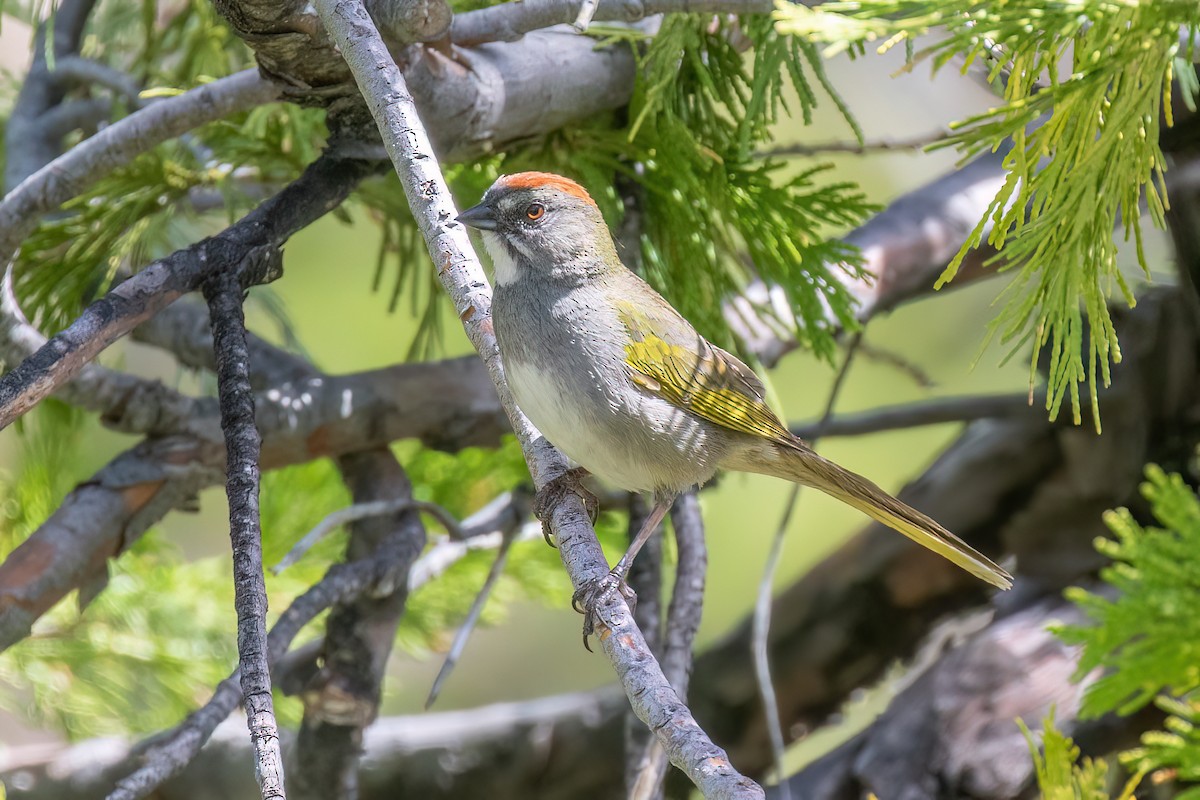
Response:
457,172,1012,611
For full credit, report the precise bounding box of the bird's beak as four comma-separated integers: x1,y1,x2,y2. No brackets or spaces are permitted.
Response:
456,203,498,231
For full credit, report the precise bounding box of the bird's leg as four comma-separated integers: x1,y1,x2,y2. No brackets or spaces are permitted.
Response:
573,492,676,650
533,467,598,546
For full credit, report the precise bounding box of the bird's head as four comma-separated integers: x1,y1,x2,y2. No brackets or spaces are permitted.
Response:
457,172,614,286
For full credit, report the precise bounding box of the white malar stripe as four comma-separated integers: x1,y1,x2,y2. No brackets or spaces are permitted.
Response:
481,230,522,286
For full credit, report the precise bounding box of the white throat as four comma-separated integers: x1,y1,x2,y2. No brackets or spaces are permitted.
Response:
480,230,523,287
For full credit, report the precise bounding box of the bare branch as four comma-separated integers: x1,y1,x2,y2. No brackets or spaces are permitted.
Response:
34,97,114,139
311,0,762,794
424,528,516,708
0,152,376,431
450,0,774,46
756,130,952,159
624,493,665,796
408,526,541,593
789,392,1040,440
752,336,859,799
0,265,203,435
203,263,286,799
0,69,280,259
48,55,144,105
274,498,463,574
4,0,100,190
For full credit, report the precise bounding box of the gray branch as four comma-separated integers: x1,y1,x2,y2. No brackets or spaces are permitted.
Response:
0,69,280,261
789,392,1041,441
203,265,286,799
0,266,203,435
450,0,773,45
3,0,99,190
48,55,144,105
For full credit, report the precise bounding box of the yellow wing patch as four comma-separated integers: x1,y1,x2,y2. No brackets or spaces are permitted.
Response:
623,334,791,442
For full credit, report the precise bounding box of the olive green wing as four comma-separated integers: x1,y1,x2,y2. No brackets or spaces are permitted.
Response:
617,304,792,443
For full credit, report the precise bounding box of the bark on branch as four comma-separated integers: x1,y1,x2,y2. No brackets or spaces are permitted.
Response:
203,263,286,799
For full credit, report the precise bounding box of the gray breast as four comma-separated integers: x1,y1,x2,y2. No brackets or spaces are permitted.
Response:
492,280,727,493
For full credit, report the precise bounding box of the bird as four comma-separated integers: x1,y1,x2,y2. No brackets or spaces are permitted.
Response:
456,171,1012,620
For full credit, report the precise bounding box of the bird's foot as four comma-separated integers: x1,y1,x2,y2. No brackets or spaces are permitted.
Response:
571,569,637,652
533,467,598,547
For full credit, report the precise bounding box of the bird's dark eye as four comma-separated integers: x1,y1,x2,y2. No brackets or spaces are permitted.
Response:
525,203,545,222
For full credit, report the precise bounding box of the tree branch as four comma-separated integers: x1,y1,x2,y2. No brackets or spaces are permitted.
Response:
0,69,280,260
3,0,100,190
203,262,286,800
0,265,203,436
0,151,376,432
311,0,762,794
449,0,773,46
789,392,1040,441
624,493,665,795
0,354,507,653
630,491,708,799
48,55,144,106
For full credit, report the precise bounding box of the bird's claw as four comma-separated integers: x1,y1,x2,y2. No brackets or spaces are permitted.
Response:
533,467,598,547
571,569,637,652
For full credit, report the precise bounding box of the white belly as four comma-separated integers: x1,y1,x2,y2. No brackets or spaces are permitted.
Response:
504,358,719,493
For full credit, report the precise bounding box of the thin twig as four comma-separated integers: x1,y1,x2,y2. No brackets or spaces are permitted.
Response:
311,0,761,794
274,498,464,573
203,264,285,800
855,340,936,389
756,130,952,159
48,55,144,105
754,333,862,798
425,528,517,708
789,392,1039,441
0,69,279,259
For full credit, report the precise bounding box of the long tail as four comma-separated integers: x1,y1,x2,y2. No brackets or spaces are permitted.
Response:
745,441,1012,589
